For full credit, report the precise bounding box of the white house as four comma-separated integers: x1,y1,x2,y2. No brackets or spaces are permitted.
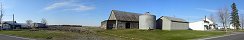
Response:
217,26,224,29
189,17,215,30
229,24,241,29
229,24,235,29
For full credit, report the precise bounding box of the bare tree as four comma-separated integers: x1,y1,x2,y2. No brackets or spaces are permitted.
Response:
26,20,33,28
217,8,230,32
0,2,4,30
41,18,47,25
41,18,47,28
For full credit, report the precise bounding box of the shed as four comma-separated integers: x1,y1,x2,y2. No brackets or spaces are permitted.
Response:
189,17,216,30
229,24,241,29
156,16,189,30
33,23,47,28
101,10,142,29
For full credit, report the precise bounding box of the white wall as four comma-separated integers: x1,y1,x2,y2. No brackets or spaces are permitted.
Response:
162,18,171,30
189,21,205,30
229,24,240,29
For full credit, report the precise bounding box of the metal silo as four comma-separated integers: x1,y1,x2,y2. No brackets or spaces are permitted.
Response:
139,12,156,30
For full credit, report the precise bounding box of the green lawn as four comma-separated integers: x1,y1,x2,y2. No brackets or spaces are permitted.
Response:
98,29,226,40
0,29,119,40
0,28,227,40
0,30,82,40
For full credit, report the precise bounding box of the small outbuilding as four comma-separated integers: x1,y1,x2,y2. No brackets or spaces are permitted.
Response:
156,16,189,30
101,10,142,29
229,24,241,29
33,23,47,28
18,23,29,28
189,17,216,30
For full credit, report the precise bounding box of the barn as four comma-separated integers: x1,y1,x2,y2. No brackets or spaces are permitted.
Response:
156,16,189,30
101,10,142,29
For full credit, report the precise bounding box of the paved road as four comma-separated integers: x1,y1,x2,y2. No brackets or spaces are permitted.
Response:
206,32,244,40
0,34,32,40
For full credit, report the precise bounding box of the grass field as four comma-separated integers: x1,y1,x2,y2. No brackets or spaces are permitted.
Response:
0,27,227,40
98,29,226,40
0,29,119,40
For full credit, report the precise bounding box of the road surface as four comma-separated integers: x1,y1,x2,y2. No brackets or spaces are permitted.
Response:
206,32,244,40
0,34,34,40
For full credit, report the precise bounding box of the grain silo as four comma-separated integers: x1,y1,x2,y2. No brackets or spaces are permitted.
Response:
139,12,156,30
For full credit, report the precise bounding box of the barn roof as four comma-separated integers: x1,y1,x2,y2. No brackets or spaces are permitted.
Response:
160,16,188,22
110,10,142,21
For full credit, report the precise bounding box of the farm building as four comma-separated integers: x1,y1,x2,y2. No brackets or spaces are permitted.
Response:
156,16,189,30
1,21,21,30
101,10,142,29
189,17,216,30
18,23,29,28
33,23,47,28
229,24,241,29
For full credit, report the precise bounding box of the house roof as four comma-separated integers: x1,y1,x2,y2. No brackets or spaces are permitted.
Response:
33,23,45,25
110,10,142,21
2,21,19,25
160,16,188,22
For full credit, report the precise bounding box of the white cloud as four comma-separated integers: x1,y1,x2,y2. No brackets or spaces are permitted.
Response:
44,2,69,10
196,8,217,13
44,0,95,11
71,5,95,11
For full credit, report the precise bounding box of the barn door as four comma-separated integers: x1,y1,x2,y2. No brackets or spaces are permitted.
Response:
126,22,130,29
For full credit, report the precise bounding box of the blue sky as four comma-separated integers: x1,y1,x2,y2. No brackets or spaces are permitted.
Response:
1,0,244,26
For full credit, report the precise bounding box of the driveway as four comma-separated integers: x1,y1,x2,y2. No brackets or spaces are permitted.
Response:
203,32,244,40
0,34,34,40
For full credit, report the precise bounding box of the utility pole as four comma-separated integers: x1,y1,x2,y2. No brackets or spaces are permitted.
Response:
0,2,3,30
12,14,14,29
12,14,14,22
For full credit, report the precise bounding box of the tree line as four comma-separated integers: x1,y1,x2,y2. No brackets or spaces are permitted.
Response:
210,3,243,31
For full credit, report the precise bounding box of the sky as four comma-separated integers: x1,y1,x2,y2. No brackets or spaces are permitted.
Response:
1,0,244,26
